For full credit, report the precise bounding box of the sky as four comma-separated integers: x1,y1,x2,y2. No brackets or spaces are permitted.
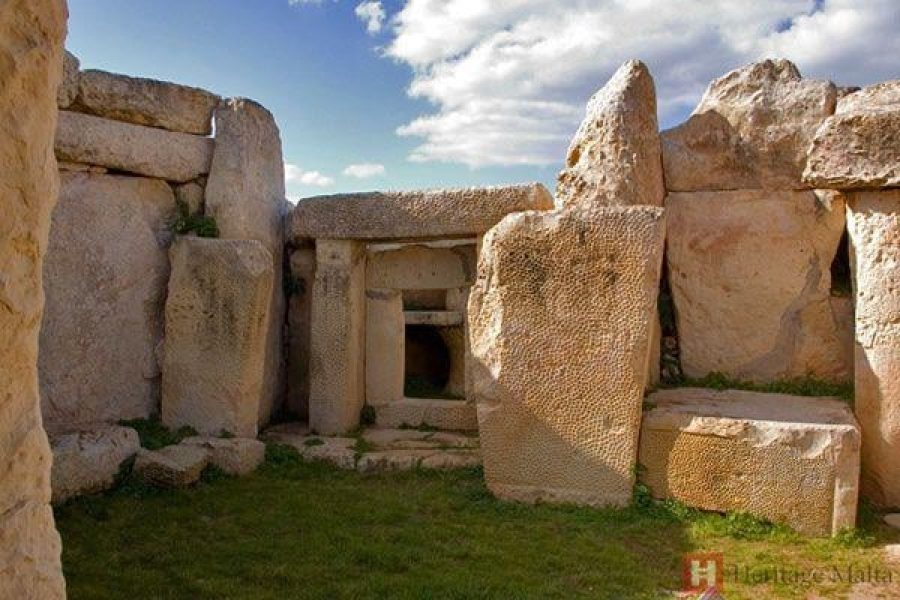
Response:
66,0,899,201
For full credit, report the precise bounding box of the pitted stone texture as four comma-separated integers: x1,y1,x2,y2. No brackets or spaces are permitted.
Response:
286,248,315,418
57,50,79,108
663,59,836,191
74,69,219,135
289,183,553,242
40,173,175,425
56,110,214,182
181,437,265,476
205,98,286,426
134,445,209,488
309,240,367,435
470,206,665,507
640,388,860,536
846,190,900,506
374,399,478,431
161,238,274,438
667,190,850,383
0,1,68,595
365,289,405,406
804,81,900,190
556,60,664,209
49,425,140,503
367,243,477,290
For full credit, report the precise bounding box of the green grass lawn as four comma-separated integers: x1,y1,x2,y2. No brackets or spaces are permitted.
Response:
56,446,900,600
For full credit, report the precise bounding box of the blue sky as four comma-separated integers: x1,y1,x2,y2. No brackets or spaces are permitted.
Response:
67,1,898,200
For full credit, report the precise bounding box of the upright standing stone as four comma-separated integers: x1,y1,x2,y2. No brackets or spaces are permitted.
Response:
309,240,366,435
0,0,68,596
205,98,286,427
365,289,405,406
469,207,665,506
847,190,900,506
556,60,664,209
161,238,274,438
285,247,315,419
57,50,79,108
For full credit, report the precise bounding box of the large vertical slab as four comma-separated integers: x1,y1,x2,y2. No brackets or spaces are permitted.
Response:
847,190,900,506
0,0,68,596
161,238,274,438
365,289,405,405
469,206,665,506
309,240,366,434
285,247,315,419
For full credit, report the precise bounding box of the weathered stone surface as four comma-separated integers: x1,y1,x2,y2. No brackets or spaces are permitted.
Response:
181,437,265,476
205,98,286,426
365,289,405,406
404,311,463,327
667,190,850,383
174,181,205,215
264,431,357,469
74,69,219,135
804,81,900,189
470,206,665,506
663,59,836,191
134,445,209,488
356,449,480,472
556,60,664,209
161,238,274,438
57,50,79,108
374,398,478,431
49,425,140,503
361,428,477,449
309,240,367,435
366,243,477,290
55,110,214,182
439,326,467,398
640,388,860,536
40,173,176,425
0,1,68,595
57,160,105,173
846,190,900,506
290,183,553,242
286,247,315,418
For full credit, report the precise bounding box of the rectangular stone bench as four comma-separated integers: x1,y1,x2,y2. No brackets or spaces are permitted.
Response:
639,388,860,536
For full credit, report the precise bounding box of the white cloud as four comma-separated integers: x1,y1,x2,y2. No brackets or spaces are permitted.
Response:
355,1,386,34
343,163,387,178
378,0,900,168
285,163,334,187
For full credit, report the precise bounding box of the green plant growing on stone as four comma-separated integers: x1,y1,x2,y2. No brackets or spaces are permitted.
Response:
118,418,198,451
360,404,377,426
304,438,324,447
664,372,854,404
172,199,219,238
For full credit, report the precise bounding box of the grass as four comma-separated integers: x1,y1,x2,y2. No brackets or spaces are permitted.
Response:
118,418,198,451
663,372,854,404
55,445,899,600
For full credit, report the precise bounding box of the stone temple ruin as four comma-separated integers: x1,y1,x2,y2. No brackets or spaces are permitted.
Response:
2,1,899,595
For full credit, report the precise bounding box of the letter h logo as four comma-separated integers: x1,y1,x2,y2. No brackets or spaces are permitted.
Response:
682,552,724,594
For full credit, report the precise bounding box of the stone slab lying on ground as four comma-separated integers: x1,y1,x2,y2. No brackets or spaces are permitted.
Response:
161,238,274,438
361,428,478,450
289,183,553,241
666,189,850,383
55,110,214,182
49,425,140,504
639,388,860,536
74,69,219,135
134,445,210,488
181,437,265,476
374,398,478,431
470,206,665,507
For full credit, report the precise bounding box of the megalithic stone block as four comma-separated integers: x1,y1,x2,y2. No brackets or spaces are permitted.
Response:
365,289,405,406
469,206,665,507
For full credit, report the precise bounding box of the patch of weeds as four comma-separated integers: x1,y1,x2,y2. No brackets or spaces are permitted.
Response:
716,511,795,541
264,443,302,467
353,437,377,461
303,438,324,447
664,372,854,404
360,404,377,426
219,430,235,439
201,465,232,485
118,418,197,450
172,199,219,238
399,422,439,433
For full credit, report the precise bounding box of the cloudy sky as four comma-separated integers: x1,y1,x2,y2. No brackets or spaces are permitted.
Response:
67,0,898,199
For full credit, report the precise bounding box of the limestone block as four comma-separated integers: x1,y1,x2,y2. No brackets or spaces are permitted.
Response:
556,60,664,209
366,243,477,290
57,50,79,108
663,59,836,191
846,190,900,506
667,190,850,383
640,388,860,536
286,247,315,418
439,326,466,398
49,425,140,503
134,445,209,488
804,81,900,189
174,181,205,215
161,238,274,438
374,399,478,431
205,98,286,426
470,206,666,507
404,311,463,327
55,110,214,182
0,1,69,594
75,69,219,135
57,160,105,174
264,432,357,470
181,437,265,476
40,173,176,425
365,289,405,406
289,183,553,242
309,240,367,435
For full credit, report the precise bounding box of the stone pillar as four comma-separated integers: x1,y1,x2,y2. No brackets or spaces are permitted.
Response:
309,240,366,435
0,0,68,597
365,289,405,406
847,190,900,506
285,247,315,419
